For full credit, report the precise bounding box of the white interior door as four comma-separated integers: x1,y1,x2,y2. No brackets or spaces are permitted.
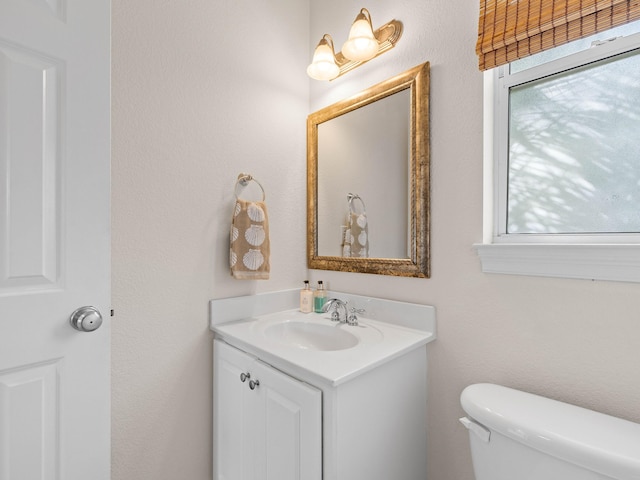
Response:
0,1,110,479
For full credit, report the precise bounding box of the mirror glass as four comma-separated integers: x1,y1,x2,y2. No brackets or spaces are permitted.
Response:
307,63,430,277
317,89,410,259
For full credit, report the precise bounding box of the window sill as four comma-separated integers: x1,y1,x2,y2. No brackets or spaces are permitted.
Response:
473,243,640,283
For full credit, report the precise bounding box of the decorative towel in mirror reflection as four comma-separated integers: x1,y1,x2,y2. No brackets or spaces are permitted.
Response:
342,193,368,258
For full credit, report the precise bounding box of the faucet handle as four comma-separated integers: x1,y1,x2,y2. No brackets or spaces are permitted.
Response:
347,307,365,326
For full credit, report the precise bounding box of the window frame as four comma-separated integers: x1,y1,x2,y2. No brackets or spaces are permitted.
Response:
475,31,640,282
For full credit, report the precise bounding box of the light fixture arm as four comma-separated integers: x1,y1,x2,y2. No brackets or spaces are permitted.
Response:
357,8,374,30
320,33,335,51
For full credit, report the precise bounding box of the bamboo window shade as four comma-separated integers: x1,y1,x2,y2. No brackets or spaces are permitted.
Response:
476,0,640,70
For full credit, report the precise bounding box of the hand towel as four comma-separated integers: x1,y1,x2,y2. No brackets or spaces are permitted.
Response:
342,194,369,258
230,199,270,280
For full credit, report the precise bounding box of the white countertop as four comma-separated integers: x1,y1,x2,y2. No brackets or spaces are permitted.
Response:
210,290,436,386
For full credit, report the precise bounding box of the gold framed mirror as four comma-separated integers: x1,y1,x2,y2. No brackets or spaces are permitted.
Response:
307,62,430,277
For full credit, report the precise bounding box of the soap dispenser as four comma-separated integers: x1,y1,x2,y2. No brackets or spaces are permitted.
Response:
300,280,313,313
314,280,327,313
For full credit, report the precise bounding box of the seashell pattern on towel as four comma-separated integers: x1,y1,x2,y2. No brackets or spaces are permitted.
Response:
247,203,265,223
243,249,264,270
343,211,369,258
344,229,353,244
230,199,270,279
245,224,266,246
358,230,368,247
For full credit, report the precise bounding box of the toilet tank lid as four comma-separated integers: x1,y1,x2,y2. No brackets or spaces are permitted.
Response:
461,383,640,480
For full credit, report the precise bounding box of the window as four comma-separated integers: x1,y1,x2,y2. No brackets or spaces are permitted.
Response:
475,20,640,282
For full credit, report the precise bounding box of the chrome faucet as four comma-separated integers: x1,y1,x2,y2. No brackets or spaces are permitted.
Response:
322,298,349,323
322,298,365,326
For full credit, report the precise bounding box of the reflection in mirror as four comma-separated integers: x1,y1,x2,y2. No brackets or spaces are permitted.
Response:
317,89,410,259
307,62,430,277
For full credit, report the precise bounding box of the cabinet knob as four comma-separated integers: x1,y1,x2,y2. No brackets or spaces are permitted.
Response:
240,372,250,383
249,379,260,390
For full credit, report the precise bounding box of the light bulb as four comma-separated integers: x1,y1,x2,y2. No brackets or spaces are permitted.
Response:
307,35,340,81
341,10,379,62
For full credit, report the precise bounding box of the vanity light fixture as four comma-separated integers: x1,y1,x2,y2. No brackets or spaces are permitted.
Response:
307,8,402,81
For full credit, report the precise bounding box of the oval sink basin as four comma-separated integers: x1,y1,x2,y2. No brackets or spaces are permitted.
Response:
265,321,359,351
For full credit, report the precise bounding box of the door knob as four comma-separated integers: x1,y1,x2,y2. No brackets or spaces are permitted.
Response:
70,306,103,332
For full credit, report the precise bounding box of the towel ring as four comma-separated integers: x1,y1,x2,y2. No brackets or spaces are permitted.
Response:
347,193,366,214
235,173,266,201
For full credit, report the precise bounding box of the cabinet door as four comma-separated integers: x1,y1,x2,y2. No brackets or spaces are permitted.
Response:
214,339,322,480
252,360,322,480
214,339,256,480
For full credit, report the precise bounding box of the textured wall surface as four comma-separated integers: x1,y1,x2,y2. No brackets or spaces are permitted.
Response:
112,1,640,479
111,1,309,478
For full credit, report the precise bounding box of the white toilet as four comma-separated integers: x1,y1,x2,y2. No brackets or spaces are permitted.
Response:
460,383,640,480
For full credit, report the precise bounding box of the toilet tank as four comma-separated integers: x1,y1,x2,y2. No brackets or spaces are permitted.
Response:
460,383,640,480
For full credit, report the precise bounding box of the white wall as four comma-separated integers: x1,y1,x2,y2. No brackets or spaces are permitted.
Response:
112,1,640,479
308,2,640,480
111,1,309,478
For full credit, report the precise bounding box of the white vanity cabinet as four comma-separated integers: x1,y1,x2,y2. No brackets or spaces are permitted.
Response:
213,337,428,480
213,339,322,480
211,291,436,480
